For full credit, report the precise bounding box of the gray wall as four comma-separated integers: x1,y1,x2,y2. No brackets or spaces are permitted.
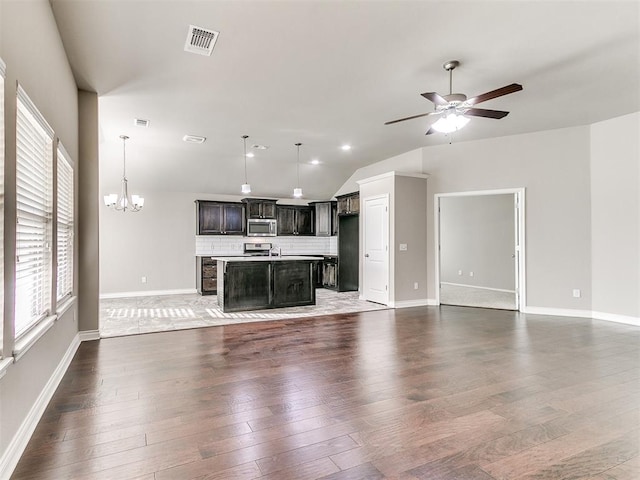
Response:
590,112,640,318
423,126,592,311
0,0,79,464
440,194,515,291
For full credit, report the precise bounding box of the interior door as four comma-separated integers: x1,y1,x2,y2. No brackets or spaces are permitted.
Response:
363,195,389,304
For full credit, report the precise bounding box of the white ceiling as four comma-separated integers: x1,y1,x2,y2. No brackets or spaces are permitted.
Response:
50,0,640,200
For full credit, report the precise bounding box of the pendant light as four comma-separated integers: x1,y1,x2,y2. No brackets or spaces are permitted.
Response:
241,135,251,194
103,135,144,212
293,142,303,198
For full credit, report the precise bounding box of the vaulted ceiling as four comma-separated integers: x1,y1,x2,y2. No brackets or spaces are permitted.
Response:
50,0,640,200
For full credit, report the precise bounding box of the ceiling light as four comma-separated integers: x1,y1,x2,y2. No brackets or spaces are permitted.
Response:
104,135,144,212
311,159,320,165
246,152,255,158
341,144,352,151
293,143,303,198
431,109,470,134
241,135,251,195
183,134,206,144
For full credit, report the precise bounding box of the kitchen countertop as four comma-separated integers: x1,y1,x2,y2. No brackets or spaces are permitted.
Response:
212,255,322,262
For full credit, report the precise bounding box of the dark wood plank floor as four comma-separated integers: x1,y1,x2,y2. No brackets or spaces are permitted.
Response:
11,306,640,479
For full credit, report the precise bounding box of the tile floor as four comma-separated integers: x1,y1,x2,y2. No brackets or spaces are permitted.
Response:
100,289,388,338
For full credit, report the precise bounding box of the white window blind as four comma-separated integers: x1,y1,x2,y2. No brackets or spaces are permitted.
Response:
15,86,54,338
56,143,73,302
0,58,5,353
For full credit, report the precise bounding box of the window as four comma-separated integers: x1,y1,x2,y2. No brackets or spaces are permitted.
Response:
0,58,5,353
56,143,73,303
15,86,54,338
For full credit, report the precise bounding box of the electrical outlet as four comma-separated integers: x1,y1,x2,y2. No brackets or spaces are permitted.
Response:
414,282,418,290
141,276,147,284
458,270,463,276
399,243,408,251
572,289,581,298
469,271,474,277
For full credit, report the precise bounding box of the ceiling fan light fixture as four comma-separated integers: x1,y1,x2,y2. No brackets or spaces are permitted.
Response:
431,113,470,134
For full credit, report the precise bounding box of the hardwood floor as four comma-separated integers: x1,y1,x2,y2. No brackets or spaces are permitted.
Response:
11,306,640,479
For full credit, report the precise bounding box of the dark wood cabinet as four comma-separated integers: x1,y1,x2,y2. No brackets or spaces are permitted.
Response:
277,205,314,236
272,261,315,307
196,257,217,295
310,201,337,236
242,198,277,219
196,200,245,235
336,192,359,215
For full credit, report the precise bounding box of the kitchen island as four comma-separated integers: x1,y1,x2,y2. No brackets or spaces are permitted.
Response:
214,256,319,313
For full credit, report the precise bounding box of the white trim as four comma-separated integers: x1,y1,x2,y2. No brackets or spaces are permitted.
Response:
434,188,526,311
521,306,592,319
389,299,431,308
56,295,77,317
361,193,390,305
99,288,197,299
591,311,640,327
13,315,57,362
440,282,516,294
0,333,81,480
79,329,101,341
357,170,429,185
0,357,13,380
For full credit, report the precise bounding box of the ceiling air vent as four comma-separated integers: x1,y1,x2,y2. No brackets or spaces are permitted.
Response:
183,135,206,144
184,25,219,56
134,118,150,128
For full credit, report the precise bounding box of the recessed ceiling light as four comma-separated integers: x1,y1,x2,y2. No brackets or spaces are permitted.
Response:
252,144,269,150
246,152,255,158
183,135,206,144
341,144,352,151
311,159,320,165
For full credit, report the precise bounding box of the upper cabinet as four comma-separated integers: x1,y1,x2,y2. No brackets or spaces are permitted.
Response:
242,198,277,219
277,205,315,236
336,192,359,215
196,200,245,235
310,201,337,236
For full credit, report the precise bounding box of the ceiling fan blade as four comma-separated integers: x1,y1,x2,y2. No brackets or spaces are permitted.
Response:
384,112,434,125
464,108,510,119
421,92,448,106
466,83,523,106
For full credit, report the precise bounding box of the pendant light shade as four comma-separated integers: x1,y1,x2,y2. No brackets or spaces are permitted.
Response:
103,135,144,212
293,142,303,198
241,135,251,194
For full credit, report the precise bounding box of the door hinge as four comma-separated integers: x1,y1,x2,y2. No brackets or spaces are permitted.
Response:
385,285,388,291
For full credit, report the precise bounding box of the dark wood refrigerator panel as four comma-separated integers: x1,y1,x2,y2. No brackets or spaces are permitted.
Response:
338,215,359,292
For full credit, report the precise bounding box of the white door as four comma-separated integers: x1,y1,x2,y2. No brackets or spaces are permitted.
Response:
363,195,389,304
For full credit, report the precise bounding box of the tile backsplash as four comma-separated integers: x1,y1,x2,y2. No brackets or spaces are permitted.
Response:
196,235,337,256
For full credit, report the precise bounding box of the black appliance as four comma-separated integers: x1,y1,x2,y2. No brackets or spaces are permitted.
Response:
337,215,359,292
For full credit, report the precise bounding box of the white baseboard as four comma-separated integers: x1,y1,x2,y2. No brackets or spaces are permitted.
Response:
0,333,81,480
521,306,593,319
99,288,197,299
440,282,516,294
79,329,100,341
592,311,640,327
389,299,433,308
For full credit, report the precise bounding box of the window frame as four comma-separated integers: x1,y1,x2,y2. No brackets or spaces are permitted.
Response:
56,142,74,304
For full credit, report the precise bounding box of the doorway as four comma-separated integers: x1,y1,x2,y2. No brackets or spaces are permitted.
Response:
435,189,525,311
362,194,389,305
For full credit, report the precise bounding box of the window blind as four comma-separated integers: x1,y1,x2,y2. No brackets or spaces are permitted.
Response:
57,143,74,302
0,59,5,352
15,86,53,338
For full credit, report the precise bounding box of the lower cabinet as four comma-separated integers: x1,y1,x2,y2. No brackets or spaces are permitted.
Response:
197,257,217,295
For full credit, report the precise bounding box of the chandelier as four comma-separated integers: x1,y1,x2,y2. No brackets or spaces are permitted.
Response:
103,135,144,212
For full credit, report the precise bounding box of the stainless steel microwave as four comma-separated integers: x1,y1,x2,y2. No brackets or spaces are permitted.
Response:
246,218,277,237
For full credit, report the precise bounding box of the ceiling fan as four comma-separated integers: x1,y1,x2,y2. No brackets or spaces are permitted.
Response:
385,60,523,135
